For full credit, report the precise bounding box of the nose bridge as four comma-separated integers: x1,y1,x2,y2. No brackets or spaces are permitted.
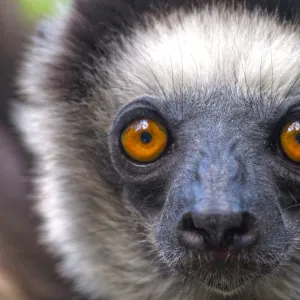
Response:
176,136,260,251
195,143,243,213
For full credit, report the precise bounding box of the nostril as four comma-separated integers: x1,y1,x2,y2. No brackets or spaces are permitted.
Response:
180,211,195,231
180,212,210,238
223,212,259,250
177,212,208,250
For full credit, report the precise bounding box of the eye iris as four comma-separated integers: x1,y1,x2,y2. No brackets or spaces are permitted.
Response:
121,119,168,162
280,121,300,162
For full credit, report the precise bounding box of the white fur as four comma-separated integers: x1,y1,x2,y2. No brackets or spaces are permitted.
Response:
13,102,179,299
104,7,300,103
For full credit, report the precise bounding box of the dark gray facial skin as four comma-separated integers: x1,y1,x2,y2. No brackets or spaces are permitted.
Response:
109,90,299,293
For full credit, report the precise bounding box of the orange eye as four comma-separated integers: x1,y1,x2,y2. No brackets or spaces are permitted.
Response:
121,119,168,163
280,121,300,162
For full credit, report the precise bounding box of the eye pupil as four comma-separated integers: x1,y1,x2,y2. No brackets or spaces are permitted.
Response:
140,131,152,144
296,134,300,144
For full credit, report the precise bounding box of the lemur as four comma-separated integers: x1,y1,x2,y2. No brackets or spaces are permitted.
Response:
11,0,300,299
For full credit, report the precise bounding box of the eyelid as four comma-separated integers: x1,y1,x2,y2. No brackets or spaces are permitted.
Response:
109,98,175,172
113,102,174,147
268,99,300,134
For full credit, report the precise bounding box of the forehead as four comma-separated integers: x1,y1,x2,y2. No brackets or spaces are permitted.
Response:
103,7,300,109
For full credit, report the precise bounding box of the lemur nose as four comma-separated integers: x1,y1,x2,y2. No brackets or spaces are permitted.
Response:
177,210,259,251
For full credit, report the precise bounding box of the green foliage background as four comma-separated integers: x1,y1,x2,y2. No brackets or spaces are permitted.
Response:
19,0,72,21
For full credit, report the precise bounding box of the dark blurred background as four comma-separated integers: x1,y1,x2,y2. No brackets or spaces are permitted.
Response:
0,1,77,300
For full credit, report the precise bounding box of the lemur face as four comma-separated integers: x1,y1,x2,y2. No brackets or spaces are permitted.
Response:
109,90,299,293
15,1,300,299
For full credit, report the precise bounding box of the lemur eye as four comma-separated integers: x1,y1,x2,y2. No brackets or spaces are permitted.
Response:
121,119,168,163
280,121,300,162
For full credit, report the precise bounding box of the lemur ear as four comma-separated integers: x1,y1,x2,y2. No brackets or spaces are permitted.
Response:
73,0,124,16
73,0,91,12
73,0,150,10
72,0,169,19
70,0,150,50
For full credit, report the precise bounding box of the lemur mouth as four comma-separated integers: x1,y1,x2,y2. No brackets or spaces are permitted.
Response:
203,250,277,271
167,247,279,293
211,250,234,262
198,258,275,294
